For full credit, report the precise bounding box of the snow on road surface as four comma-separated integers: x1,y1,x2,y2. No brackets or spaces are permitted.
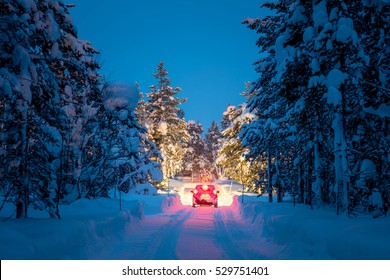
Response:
1,179,390,259
97,195,274,260
89,180,390,260
90,180,390,260
94,180,268,259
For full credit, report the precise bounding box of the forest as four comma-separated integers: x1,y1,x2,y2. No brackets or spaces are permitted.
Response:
0,0,389,219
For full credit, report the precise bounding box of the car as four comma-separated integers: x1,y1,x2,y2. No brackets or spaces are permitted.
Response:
191,184,219,208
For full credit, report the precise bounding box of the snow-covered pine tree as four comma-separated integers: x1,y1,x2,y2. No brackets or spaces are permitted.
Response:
0,0,102,218
101,83,162,196
136,124,163,189
204,121,223,179
51,6,101,205
303,0,371,214
135,90,147,127
351,0,390,215
274,1,331,207
2,1,67,218
182,121,212,181
134,86,163,188
141,62,189,188
241,1,296,202
218,104,263,192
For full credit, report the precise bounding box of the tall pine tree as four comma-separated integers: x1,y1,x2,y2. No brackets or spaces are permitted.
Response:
204,121,223,179
140,62,189,188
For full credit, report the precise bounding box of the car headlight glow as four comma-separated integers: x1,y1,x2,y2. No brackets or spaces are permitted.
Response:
202,185,209,191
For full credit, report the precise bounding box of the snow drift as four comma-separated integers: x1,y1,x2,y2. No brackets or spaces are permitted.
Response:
241,197,390,259
0,198,143,259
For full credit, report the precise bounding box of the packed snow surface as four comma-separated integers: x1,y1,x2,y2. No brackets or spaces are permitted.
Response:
1,179,389,260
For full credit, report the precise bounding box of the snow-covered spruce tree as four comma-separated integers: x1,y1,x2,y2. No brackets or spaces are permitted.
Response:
0,0,102,218
48,4,102,205
204,121,223,179
303,0,390,214
134,86,164,190
46,0,101,212
302,0,373,214
0,1,93,217
136,124,163,190
273,1,333,207
182,121,212,181
241,1,297,203
60,89,101,202
135,90,148,127
351,0,390,215
100,83,162,196
218,105,264,192
141,62,189,188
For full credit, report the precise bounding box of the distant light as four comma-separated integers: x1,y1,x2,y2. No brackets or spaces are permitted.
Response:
202,185,209,191
193,189,198,194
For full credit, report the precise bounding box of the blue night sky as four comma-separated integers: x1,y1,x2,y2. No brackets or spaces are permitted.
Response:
71,0,266,131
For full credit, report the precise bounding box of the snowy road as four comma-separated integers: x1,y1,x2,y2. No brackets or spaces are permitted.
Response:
83,181,390,260
2,182,389,260
96,197,281,260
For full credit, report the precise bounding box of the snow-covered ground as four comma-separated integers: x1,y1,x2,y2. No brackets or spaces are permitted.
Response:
0,198,143,259
1,180,389,260
241,196,390,259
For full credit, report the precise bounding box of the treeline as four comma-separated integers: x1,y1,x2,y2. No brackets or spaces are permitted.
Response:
218,0,389,216
0,0,161,218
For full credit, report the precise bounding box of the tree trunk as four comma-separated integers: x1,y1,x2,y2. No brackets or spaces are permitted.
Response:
16,202,24,218
275,153,284,203
56,143,64,219
305,160,313,209
17,100,29,218
313,140,323,208
333,111,349,214
267,145,273,203
297,163,304,204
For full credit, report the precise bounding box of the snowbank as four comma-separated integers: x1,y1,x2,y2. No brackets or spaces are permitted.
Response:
0,198,143,259
240,197,390,259
120,192,180,215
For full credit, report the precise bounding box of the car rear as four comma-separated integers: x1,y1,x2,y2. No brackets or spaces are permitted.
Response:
191,184,219,208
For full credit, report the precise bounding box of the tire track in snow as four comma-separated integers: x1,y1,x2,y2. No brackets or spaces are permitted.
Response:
175,206,227,259
96,196,281,260
152,209,194,259
215,205,282,259
214,208,248,259
104,208,193,259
